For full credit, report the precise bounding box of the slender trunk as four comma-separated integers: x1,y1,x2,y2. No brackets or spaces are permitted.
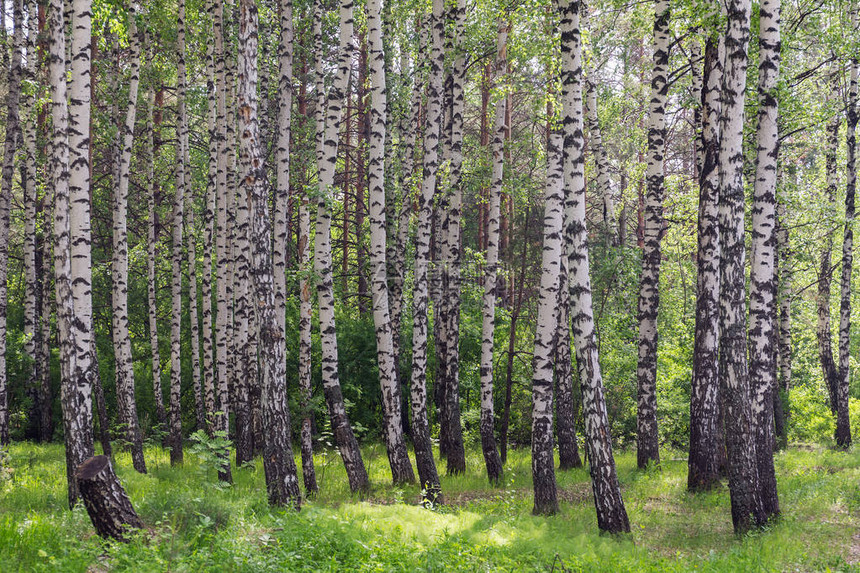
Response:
410,0,445,498
584,77,613,241
558,0,630,534
772,199,789,449
499,229,527,464
146,91,167,432
314,0,370,494
238,0,301,507
719,0,766,534
819,74,840,414
366,0,415,485
22,0,43,442
438,0,468,476
50,0,94,506
0,0,23,446
688,34,723,492
748,0,781,519
201,0,217,435
531,132,564,515
274,0,292,375
836,7,858,449
168,0,187,466
213,0,233,483
555,238,582,470
479,19,508,486
110,5,145,472
186,184,204,432
91,338,111,457
636,0,670,470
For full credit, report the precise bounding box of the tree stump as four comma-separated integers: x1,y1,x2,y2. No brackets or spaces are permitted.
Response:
75,455,143,541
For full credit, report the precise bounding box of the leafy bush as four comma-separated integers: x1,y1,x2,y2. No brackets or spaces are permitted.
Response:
787,384,835,443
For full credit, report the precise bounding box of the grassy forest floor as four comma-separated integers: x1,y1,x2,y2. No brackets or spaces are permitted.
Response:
0,442,858,572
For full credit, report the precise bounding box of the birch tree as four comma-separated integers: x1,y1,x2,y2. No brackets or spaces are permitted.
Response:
0,0,23,446
410,0,444,498
718,0,766,534
238,0,301,507
49,0,94,506
314,0,371,493
636,0,670,470
688,31,723,492
479,18,507,486
366,0,415,485
836,5,858,449
558,0,630,534
169,0,188,466
213,0,233,482
531,132,564,515
110,4,146,473
146,90,167,432
748,0,781,520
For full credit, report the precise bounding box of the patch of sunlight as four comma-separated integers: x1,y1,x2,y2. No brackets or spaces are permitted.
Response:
334,503,484,545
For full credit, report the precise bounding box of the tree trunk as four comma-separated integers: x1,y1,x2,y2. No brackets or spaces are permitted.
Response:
836,9,857,449
531,132,564,515
68,0,97,492
213,0,233,483
49,0,95,507
437,0,468,477
0,0,23,446
75,456,143,541
555,240,582,470
688,34,723,492
479,19,508,486
773,200,789,449
110,5,146,473
367,0,415,485
410,0,445,500
719,0,766,534
146,91,167,433
313,0,370,494
584,77,614,241
201,0,218,435
91,339,112,458
819,74,840,415
169,0,187,466
239,0,302,508
558,0,630,534
748,0,781,520
22,0,41,443
635,0,670,470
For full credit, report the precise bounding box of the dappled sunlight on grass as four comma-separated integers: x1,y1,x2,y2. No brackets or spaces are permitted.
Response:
0,441,858,571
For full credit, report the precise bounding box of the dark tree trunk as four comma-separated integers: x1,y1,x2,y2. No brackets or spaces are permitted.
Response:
91,340,112,458
76,456,143,541
688,34,722,492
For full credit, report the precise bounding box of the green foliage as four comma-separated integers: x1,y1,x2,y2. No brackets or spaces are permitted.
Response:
1,443,858,572
188,429,232,487
787,385,836,444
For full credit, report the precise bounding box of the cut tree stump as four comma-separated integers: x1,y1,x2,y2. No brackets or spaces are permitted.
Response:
75,455,144,541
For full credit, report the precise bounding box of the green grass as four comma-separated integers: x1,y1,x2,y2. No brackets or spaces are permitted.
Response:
1,442,858,571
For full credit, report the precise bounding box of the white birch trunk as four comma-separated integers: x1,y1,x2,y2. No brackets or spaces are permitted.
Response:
110,5,146,473
314,0,370,493
531,132,563,515
635,0,670,469
479,19,507,486
366,0,415,485
748,0,781,519
49,0,94,506
558,0,629,534
169,0,187,466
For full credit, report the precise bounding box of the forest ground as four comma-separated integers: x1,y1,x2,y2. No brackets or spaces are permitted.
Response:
0,442,858,572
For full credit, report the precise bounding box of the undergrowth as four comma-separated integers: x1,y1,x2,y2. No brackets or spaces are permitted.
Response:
0,442,857,571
